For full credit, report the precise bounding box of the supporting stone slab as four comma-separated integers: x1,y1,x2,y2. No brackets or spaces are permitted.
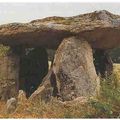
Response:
0,46,19,101
52,37,100,101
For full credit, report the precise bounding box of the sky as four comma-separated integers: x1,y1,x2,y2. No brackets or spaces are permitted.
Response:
0,3,120,24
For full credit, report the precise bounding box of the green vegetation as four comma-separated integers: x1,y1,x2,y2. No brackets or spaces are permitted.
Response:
86,65,120,118
0,44,10,57
0,64,120,118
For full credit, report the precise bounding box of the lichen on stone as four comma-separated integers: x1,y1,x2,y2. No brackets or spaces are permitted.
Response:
0,44,10,57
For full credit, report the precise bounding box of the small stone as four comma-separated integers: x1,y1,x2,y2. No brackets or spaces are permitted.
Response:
17,90,27,103
6,97,17,114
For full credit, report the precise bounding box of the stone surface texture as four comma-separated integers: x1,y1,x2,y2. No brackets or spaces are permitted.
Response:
52,37,100,101
0,10,119,49
0,49,19,100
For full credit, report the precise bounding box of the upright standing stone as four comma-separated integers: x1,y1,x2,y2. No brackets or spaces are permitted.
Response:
0,46,19,100
53,37,100,101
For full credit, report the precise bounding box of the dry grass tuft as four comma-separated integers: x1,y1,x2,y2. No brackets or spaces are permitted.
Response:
0,64,120,118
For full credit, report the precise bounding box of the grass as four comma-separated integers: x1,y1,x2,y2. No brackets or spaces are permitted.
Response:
86,64,120,118
0,64,120,118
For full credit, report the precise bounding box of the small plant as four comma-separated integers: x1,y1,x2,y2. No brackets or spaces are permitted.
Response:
88,99,113,118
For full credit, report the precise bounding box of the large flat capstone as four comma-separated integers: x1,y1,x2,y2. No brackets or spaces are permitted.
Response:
0,10,120,49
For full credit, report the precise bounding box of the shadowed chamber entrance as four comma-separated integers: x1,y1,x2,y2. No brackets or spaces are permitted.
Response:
19,47,48,98
93,49,113,78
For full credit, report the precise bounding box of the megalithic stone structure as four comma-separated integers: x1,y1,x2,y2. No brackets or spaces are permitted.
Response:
0,10,120,101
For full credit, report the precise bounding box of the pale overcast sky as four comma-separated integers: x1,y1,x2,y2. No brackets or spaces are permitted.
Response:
0,3,120,24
